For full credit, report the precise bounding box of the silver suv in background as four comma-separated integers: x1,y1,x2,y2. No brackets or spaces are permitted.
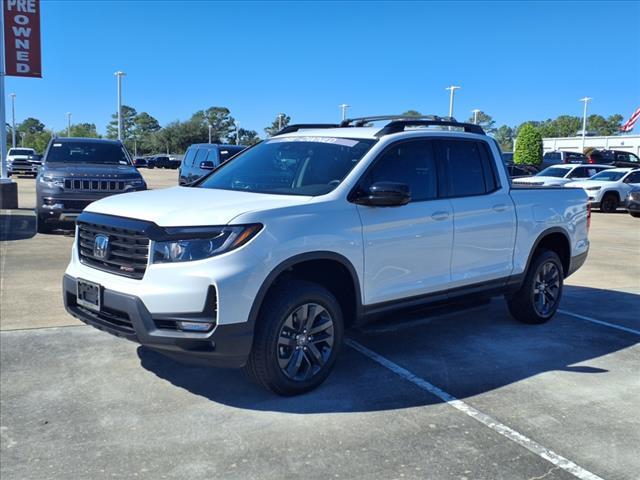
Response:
179,143,246,185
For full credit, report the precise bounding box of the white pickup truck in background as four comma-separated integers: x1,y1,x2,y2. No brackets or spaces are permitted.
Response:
63,115,590,395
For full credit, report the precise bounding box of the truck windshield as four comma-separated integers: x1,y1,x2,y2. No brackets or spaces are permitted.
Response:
8,149,35,156
198,137,376,196
537,167,570,178
46,142,131,165
588,171,627,181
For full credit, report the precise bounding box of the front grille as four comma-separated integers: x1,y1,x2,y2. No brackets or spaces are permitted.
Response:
56,199,92,211
78,222,150,279
76,304,135,335
64,178,126,192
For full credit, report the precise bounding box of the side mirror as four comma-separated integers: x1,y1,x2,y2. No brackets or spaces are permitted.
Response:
354,182,411,207
200,161,215,170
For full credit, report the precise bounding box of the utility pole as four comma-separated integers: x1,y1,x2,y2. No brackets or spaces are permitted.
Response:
446,86,461,118
339,104,350,121
10,93,16,148
114,71,126,141
66,112,72,137
579,97,592,151
472,109,480,125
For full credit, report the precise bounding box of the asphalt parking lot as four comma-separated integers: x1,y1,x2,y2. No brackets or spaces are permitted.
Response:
1,170,639,480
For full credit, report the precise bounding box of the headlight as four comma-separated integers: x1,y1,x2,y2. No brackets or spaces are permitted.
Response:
40,175,64,187
152,224,262,264
629,192,640,201
127,178,145,187
585,186,601,191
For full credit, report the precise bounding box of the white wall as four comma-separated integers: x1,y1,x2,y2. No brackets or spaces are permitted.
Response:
543,135,640,156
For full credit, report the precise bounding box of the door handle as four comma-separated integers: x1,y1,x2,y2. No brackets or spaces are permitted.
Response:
492,204,509,212
431,211,450,221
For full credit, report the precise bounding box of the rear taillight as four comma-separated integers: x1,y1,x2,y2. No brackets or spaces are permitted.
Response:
587,202,591,231
588,157,595,164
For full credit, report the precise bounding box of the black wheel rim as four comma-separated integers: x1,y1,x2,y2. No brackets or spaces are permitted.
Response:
533,261,561,316
277,303,335,381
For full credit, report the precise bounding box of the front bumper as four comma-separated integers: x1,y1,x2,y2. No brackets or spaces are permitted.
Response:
63,274,254,368
8,163,39,174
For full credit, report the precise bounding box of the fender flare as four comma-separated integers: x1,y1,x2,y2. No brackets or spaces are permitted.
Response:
246,251,364,328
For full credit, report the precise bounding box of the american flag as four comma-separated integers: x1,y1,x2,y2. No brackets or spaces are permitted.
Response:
620,107,640,132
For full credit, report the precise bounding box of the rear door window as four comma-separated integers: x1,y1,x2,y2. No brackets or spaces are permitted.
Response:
438,140,495,197
182,147,197,167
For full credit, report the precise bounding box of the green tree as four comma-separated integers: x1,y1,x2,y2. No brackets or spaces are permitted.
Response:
130,112,161,155
494,125,515,152
514,123,543,165
18,117,45,134
401,110,422,117
467,111,496,133
587,114,623,136
106,105,138,140
229,128,260,146
264,113,291,137
55,123,100,138
192,106,235,143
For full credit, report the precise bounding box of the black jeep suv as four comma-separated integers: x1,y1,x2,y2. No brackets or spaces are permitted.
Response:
36,138,146,233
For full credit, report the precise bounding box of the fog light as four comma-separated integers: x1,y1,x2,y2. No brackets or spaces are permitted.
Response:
177,321,213,332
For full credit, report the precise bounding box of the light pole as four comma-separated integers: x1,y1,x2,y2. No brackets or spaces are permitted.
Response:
446,86,461,118
133,136,137,157
339,104,350,121
235,121,240,145
278,113,284,130
208,124,212,143
10,93,16,148
471,109,481,125
66,112,72,137
20,131,25,147
579,97,592,151
114,71,126,141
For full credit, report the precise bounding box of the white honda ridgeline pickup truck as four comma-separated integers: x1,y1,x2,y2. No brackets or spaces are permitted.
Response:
63,116,590,395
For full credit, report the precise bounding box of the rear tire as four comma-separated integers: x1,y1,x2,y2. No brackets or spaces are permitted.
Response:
506,249,563,324
245,279,344,396
630,212,640,218
600,192,618,213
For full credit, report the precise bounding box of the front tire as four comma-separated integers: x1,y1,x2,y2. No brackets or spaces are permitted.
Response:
37,213,54,234
600,192,618,213
245,279,344,396
506,249,563,324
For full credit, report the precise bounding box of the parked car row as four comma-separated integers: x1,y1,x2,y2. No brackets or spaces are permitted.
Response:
132,154,183,169
543,149,640,168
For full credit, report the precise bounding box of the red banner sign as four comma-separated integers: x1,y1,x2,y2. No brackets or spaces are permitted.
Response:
3,0,42,77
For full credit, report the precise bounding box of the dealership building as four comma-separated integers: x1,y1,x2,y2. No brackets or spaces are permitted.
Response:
543,134,640,155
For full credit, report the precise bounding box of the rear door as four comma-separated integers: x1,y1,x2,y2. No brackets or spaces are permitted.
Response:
357,138,453,304
437,138,517,289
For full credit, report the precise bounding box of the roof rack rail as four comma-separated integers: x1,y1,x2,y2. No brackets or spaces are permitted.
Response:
340,115,456,127
374,119,485,137
273,123,341,136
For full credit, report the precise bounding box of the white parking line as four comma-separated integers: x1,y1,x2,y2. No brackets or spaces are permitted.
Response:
346,338,605,480
558,309,640,336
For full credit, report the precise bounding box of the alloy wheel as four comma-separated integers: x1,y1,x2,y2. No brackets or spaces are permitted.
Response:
533,261,561,316
276,303,335,381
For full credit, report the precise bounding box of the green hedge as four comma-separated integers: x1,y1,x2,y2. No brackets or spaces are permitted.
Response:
514,124,543,165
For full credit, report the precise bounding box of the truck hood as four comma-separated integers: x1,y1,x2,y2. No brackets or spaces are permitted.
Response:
42,162,140,179
84,186,313,227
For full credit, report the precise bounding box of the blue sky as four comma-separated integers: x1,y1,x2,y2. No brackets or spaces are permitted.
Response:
6,0,640,135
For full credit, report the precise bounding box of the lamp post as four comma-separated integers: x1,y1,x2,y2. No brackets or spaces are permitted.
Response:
208,124,212,143
579,97,592,151
472,109,481,125
66,112,72,137
445,86,461,118
339,104,350,121
114,71,126,141
20,131,25,147
235,121,240,145
278,113,284,130
10,93,16,148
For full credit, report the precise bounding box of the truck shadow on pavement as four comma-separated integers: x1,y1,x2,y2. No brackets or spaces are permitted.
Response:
137,286,639,413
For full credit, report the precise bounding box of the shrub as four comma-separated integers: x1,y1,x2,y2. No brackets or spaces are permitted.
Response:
514,124,543,165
